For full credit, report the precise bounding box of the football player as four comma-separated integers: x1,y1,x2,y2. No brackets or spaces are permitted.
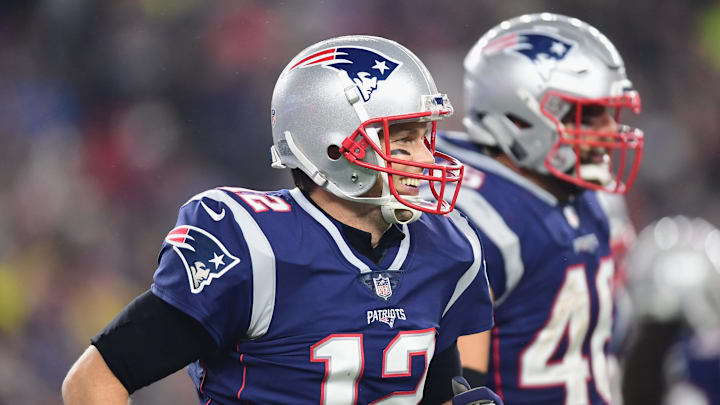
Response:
622,216,720,405
432,13,644,405
61,35,500,404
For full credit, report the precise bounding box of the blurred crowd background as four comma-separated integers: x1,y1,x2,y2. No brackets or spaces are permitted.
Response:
0,0,718,403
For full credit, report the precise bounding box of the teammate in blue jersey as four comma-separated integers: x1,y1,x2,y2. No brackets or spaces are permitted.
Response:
62,35,498,405
432,14,645,405
621,216,720,405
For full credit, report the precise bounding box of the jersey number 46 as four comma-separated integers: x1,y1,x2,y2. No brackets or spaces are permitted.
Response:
520,259,614,404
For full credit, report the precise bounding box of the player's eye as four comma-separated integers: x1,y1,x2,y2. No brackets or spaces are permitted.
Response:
583,105,606,118
563,104,607,125
390,134,413,144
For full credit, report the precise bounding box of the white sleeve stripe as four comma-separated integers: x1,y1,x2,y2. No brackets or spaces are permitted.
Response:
289,188,373,273
454,190,523,306
188,189,276,339
442,210,484,317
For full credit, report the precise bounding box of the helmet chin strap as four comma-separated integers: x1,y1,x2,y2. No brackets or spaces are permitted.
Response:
381,200,423,224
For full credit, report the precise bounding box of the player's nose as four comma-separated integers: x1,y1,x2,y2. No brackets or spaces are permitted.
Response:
592,111,619,133
412,141,435,166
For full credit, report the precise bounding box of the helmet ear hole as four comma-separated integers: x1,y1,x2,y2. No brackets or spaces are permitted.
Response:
505,113,532,129
327,145,342,160
473,111,487,123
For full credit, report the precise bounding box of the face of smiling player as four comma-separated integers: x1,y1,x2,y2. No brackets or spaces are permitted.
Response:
362,121,435,199
355,122,434,223
562,104,619,186
387,121,435,195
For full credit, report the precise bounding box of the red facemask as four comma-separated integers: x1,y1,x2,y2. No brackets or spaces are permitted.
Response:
541,90,644,194
339,109,464,214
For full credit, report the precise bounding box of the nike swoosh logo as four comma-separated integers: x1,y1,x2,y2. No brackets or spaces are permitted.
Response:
200,201,226,221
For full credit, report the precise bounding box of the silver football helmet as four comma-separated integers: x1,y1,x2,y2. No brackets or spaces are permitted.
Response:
464,13,644,193
627,216,720,333
270,35,463,224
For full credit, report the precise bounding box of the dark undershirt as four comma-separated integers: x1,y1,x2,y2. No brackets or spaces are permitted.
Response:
92,194,457,402
303,188,406,264
340,222,405,263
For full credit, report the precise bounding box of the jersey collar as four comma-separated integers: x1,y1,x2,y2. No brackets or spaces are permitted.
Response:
289,188,411,273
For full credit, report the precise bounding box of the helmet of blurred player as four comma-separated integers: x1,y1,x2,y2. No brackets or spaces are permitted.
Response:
270,35,463,224
463,13,644,193
627,216,720,332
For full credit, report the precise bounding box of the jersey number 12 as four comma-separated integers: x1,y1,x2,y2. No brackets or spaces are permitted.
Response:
311,328,436,405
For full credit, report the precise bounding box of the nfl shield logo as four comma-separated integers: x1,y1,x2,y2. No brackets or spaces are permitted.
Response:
373,274,393,300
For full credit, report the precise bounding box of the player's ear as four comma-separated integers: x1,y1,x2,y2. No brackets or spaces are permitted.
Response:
291,168,318,192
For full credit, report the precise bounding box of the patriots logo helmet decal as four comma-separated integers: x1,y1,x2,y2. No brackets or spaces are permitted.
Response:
485,32,575,80
288,46,401,102
165,225,241,294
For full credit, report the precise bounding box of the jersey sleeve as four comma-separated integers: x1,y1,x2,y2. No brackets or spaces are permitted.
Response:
454,190,522,305
436,211,495,352
151,190,255,348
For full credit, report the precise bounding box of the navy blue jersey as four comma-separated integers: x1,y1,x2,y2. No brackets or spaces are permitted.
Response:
436,132,614,405
151,186,493,404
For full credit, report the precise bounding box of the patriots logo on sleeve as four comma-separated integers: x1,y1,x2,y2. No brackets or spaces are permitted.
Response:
288,46,401,102
165,225,241,294
484,32,574,81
